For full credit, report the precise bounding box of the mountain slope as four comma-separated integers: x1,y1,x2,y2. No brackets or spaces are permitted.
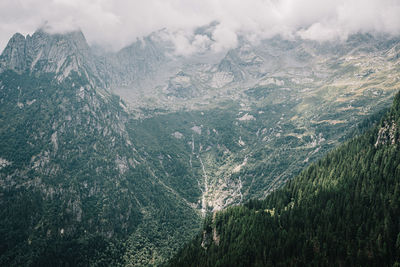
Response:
169,91,400,266
0,31,201,266
110,33,400,212
1,28,400,266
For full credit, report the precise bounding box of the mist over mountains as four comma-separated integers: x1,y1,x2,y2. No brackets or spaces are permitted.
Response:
1,0,400,54
1,2,400,265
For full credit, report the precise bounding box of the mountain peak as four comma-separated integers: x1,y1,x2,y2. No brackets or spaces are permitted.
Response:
9,32,25,42
0,32,27,72
0,28,101,86
30,28,88,48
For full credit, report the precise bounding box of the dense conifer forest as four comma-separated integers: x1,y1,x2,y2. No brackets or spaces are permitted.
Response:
169,92,400,266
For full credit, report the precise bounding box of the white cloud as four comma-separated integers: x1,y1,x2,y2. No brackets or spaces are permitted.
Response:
211,24,238,52
0,0,400,54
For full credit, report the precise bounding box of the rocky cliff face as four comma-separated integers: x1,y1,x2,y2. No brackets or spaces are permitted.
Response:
0,29,103,87
104,34,170,87
0,33,26,72
375,93,400,147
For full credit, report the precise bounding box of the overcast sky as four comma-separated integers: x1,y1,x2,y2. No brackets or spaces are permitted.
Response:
1,0,400,54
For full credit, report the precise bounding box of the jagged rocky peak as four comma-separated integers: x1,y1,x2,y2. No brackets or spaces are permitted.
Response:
115,35,167,73
0,28,100,84
215,51,245,82
0,32,27,72
26,28,90,59
101,31,172,87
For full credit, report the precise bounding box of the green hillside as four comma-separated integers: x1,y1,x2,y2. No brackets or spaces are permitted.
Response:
169,91,400,267
1,30,400,266
0,70,201,266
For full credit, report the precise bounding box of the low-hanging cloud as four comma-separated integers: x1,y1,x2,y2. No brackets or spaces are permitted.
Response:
1,0,400,55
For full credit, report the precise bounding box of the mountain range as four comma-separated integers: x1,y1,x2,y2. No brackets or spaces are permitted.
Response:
0,27,400,265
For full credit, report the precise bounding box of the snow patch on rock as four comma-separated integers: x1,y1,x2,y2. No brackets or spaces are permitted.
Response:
191,125,202,135
233,156,248,173
172,131,184,139
0,158,11,170
26,99,36,106
51,131,58,151
258,77,284,86
238,136,246,146
238,113,255,121
211,71,234,88
115,156,128,174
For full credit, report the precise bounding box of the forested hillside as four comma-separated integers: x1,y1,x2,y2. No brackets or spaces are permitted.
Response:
169,92,400,266
0,70,201,266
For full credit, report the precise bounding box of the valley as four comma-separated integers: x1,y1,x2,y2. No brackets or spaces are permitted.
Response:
0,28,399,266
169,91,400,267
